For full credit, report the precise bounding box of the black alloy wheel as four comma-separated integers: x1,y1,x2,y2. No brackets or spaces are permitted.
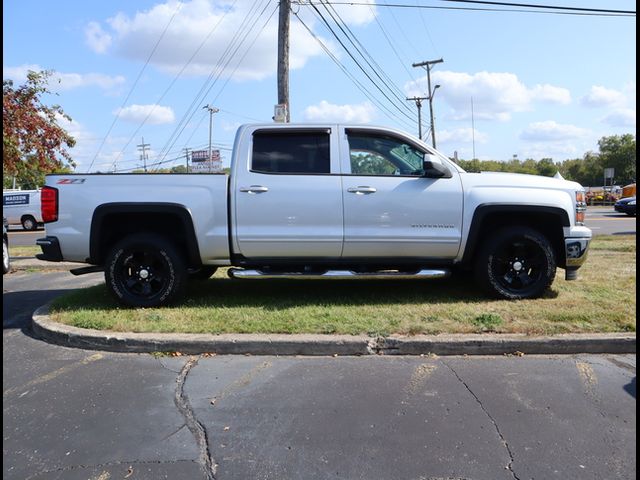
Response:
105,234,186,308
475,226,556,300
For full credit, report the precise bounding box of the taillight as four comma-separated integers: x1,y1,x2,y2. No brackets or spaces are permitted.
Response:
41,186,58,223
575,191,586,225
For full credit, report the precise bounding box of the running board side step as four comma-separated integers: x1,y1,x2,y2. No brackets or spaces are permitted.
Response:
227,268,450,280
70,265,104,276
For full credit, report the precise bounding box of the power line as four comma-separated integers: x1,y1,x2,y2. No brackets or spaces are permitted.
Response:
294,11,416,130
111,0,242,171
156,0,269,162
442,0,635,15
161,2,278,161
319,1,414,114
369,7,417,81
322,1,635,16
307,2,416,123
87,2,183,172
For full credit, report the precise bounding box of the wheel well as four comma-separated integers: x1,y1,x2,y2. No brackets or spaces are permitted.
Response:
90,204,201,267
463,208,567,268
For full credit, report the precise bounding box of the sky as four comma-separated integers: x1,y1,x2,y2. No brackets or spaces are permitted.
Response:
3,0,636,172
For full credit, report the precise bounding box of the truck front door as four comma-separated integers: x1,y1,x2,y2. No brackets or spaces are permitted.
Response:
233,127,344,258
340,128,463,259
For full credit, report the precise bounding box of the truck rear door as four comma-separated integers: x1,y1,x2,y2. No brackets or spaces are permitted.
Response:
232,127,343,258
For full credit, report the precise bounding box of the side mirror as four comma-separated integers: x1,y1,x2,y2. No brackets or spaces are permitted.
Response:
423,154,452,178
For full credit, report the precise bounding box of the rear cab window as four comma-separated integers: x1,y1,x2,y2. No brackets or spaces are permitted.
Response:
251,130,331,174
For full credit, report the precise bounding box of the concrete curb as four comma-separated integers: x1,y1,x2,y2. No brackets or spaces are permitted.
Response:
32,305,636,356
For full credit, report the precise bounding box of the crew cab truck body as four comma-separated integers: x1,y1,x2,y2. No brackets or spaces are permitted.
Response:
37,123,591,307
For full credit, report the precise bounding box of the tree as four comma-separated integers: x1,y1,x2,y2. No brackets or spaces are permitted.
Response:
597,134,636,185
3,70,76,187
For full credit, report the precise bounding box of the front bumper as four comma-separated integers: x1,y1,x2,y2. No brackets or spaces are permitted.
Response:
564,236,591,281
565,237,590,267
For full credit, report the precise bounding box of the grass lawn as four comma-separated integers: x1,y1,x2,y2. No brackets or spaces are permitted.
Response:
9,245,40,257
49,235,636,336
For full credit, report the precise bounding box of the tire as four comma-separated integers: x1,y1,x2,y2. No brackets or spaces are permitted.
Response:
188,266,218,280
104,234,187,308
3,239,10,274
474,226,556,300
21,216,37,231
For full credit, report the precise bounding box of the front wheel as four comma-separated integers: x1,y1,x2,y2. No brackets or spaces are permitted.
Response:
3,239,10,274
475,226,556,300
105,234,187,308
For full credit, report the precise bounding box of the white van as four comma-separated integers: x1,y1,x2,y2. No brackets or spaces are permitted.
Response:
2,189,43,230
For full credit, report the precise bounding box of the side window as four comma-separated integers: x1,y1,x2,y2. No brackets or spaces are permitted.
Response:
347,131,425,176
252,131,330,174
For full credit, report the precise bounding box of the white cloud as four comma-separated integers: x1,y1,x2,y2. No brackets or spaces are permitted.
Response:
602,109,636,128
85,21,112,54
303,100,376,123
405,71,571,122
520,121,590,142
580,85,626,108
87,0,374,80
114,104,176,124
531,84,571,105
438,128,488,144
520,142,581,160
3,64,125,92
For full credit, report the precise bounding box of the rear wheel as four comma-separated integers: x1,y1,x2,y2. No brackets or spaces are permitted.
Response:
105,234,187,308
21,216,37,231
475,226,556,299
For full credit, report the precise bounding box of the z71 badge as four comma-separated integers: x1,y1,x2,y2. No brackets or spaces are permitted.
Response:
57,178,86,184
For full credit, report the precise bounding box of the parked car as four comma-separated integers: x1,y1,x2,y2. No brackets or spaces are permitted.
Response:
3,216,10,274
614,197,636,216
2,189,43,230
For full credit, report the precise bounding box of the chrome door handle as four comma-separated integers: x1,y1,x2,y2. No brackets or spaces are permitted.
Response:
347,186,377,194
239,185,269,194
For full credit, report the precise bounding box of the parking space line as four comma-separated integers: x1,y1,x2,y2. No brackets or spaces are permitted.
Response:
3,353,103,397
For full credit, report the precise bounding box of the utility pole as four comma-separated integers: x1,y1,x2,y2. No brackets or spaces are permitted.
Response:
277,0,291,122
137,137,150,172
471,96,476,160
183,148,191,173
203,104,219,173
412,58,443,149
406,96,428,140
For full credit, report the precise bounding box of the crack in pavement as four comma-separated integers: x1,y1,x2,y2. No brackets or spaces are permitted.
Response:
175,357,217,480
155,357,182,374
441,360,521,480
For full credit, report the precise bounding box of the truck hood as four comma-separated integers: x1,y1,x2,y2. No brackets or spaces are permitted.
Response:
460,171,584,193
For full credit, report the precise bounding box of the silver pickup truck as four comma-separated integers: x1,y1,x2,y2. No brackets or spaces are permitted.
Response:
37,123,591,307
